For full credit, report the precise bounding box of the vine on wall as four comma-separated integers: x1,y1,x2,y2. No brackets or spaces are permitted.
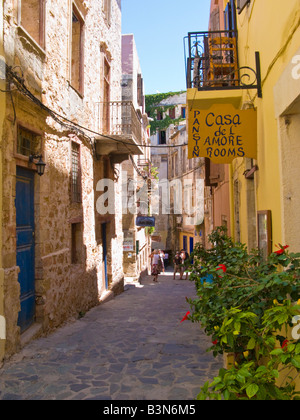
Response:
145,91,186,135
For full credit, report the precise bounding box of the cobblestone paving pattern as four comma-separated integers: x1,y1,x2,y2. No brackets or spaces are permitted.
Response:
0,269,222,400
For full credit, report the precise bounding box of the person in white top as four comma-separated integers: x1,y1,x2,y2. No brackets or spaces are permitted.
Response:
158,249,165,273
149,250,161,282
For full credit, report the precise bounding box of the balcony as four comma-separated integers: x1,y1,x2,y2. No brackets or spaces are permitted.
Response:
185,30,261,97
94,101,144,162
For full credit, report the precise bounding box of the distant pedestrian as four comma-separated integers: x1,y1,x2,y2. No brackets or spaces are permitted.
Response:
180,249,189,280
150,249,161,282
173,251,182,280
164,251,169,268
158,249,165,273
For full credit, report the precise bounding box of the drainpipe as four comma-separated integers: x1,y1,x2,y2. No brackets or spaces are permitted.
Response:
229,163,235,240
0,0,6,364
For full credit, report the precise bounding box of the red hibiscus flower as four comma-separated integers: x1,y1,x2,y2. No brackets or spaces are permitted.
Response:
216,264,227,277
281,339,289,349
180,311,190,323
212,339,218,345
217,264,227,273
274,245,289,255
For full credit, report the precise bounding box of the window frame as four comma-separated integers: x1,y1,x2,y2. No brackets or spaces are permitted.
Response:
169,108,175,119
18,0,46,50
102,0,112,26
158,130,166,145
16,124,43,158
70,140,82,203
70,3,85,96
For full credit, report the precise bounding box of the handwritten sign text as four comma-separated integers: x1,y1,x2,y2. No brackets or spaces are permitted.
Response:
188,104,257,163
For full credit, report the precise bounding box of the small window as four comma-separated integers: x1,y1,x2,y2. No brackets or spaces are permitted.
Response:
157,111,163,121
175,153,178,176
182,148,186,173
103,0,111,25
224,0,237,32
20,0,45,48
181,107,186,118
17,126,40,157
102,58,111,133
71,6,84,94
71,223,83,264
169,108,175,119
158,131,166,145
71,142,82,203
137,74,144,109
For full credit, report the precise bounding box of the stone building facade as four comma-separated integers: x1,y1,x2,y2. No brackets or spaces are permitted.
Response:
168,122,204,255
148,92,205,258
149,92,187,253
0,0,144,363
121,34,152,281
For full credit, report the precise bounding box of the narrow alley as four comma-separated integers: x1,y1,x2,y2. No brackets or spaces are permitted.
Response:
0,269,222,401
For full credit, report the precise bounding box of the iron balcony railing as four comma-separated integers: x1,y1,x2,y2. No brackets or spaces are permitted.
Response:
95,101,142,145
185,30,239,90
184,30,262,96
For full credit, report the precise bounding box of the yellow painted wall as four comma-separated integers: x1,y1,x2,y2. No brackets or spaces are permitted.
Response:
236,1,300,391
0,0,5,363
235,0,300,250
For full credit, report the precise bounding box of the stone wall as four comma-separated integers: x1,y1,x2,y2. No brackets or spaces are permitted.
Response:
2,0,124,359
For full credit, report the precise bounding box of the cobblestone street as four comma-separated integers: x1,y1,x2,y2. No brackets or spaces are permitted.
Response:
0,269,222,400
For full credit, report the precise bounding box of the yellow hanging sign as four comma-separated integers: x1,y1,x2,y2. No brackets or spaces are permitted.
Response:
188,104,257,163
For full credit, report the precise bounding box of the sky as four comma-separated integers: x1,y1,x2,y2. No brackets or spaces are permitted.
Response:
121,0,211,95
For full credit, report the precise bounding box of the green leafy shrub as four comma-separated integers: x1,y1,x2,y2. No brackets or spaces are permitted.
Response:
187,227,300,400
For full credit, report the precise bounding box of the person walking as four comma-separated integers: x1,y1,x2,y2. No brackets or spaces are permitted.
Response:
180,249,189,280
158,249,165,274
150,249,161,282
164,251,169,269
173,251,182,280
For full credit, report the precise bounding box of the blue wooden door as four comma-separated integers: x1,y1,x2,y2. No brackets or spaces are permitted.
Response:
189,236,194,264
102,223,108,289
16,167,35,333
189,237,194,254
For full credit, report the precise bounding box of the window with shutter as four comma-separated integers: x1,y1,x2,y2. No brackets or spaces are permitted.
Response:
103,0,111,25
17,126,41,157
71,5,84,94
224,1,237,32
169,108,175,119
19,0,46,48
